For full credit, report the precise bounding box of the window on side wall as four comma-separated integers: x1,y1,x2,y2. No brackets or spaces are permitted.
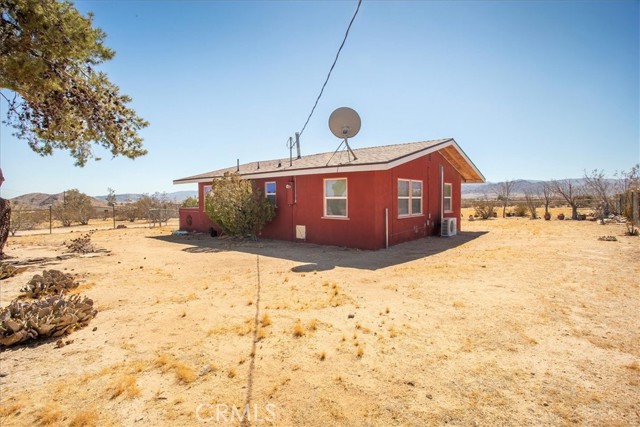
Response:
324,178,347,218
443,182,452,212
265,182,276,206
398,179,423,217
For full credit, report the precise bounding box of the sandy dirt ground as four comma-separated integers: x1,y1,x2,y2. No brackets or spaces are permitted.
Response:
0,212,638,427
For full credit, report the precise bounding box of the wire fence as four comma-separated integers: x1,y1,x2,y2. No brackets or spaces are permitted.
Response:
9,204,180,236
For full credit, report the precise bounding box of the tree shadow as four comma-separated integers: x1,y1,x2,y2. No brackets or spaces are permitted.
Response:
150,231,488,271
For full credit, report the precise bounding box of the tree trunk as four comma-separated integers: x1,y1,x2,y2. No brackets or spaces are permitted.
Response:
571,204,578,220
0,198,10,259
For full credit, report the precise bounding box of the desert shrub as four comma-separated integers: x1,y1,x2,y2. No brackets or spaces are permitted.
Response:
0,294,97,347
205,172,275,239
512,204,528,217
473,200,495,220
21,270,79,298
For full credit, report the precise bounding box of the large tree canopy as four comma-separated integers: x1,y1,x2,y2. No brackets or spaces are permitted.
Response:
0,0,148,166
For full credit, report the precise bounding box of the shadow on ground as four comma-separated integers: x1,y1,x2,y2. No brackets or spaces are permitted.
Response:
150,231,488,271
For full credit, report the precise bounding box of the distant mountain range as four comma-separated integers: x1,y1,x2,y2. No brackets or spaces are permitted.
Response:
93,190,197,204
461,178,620,199
462,179,545,199
10,191,197,208
8,178,620,207
9,192,108,208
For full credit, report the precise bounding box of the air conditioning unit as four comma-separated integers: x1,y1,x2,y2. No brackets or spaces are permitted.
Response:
441,217,457,237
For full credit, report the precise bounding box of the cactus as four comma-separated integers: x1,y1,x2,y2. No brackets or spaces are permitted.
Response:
0,295,97,347
21,270,79,298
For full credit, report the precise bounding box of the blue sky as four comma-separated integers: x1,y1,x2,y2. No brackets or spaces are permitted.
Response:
0,0,638,198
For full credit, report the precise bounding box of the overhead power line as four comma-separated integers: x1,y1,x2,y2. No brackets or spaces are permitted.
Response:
298,0,362,137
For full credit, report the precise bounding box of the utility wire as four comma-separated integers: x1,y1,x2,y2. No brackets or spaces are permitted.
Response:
298,0,362,137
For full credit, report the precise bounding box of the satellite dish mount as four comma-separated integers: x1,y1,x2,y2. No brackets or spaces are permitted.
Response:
327,107,361,164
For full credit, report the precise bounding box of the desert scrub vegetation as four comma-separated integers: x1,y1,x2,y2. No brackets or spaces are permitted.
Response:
260,312,272,327
292,320,305,337
34,402,63,425
204,172,275,239
474,199,496,219
154,354,199,384
108,374,141,399
69,408,99,427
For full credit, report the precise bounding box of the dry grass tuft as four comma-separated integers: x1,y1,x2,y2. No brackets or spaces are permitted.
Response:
34,403,62,426
108,374,141,399
308,318,319,331
154,353,198,383
319,351,326,361
356,345,364,358
174,362,198,384
624,361,640,371
293,320,305,337
452,300,465,308
228,368,237,378
256,327,267,341
155,354,174,373
69,408,99,427
261,312,272,327
389,326,398,338
0,400,23,417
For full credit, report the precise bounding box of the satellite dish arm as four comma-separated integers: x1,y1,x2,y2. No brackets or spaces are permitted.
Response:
343,138,357,161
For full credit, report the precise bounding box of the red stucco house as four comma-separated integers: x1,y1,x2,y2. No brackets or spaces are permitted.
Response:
173,138,484,250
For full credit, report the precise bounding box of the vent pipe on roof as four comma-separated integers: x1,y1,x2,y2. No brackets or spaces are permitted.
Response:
287,137,293,167
236,159,239,172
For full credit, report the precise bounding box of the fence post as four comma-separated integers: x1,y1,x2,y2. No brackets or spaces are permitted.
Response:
633,191,639,225
112,205,116,229
49,205,52,234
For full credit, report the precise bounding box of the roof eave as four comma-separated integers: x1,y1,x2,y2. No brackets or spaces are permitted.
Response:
173,138,485,184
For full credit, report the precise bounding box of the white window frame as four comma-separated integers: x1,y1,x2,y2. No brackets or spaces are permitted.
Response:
265,181,276,206
398,179,423,217
443,182,453,213
323,178,348,219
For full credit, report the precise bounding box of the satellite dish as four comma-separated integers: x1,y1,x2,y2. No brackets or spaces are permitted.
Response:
327,107,360,163
329,107,361,139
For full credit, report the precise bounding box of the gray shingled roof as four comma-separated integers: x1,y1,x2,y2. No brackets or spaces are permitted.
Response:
174,138,484,183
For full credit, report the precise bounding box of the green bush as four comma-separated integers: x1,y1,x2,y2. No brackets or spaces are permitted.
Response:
182,196,198,208
204,173,275,239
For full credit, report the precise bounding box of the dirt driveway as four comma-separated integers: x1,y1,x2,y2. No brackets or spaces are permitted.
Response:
0,216,638,426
